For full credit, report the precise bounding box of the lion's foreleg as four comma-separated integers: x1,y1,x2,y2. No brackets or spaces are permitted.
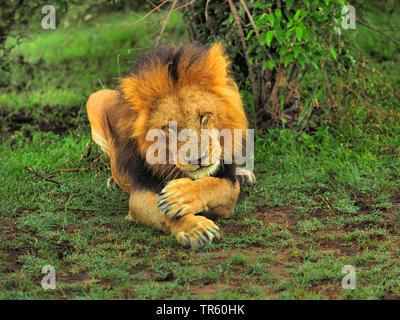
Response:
127,190,221,248
157,177,240,220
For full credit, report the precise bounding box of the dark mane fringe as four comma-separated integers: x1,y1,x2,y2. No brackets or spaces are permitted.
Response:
130,42,210,85
111,93,162,191
112,131,165,192
212,163,237,184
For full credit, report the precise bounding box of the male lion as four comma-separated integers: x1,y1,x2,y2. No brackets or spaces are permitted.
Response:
87,43,255,248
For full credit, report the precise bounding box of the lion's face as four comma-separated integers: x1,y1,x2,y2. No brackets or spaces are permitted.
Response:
143,87,225,179
119,43,248,180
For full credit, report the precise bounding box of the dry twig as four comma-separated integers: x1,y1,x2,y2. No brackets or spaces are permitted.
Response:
25,167,64,185
317,194,336,216
108,0,170,28
172,0,194,13
78,140,94,162
155,0,178,45
349,89,400,119
238,0,272,60
356,18,400,47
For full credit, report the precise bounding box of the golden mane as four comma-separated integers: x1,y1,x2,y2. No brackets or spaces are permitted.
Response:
119,43,247,142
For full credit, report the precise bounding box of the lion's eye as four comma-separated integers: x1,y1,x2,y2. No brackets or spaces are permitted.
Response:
200,115,209,126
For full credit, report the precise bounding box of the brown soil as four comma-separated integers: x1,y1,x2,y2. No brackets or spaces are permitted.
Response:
250,206,298,228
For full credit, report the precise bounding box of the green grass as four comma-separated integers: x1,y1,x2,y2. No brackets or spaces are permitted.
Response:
1,7,400,300
1,127,399,299
0,10,185,136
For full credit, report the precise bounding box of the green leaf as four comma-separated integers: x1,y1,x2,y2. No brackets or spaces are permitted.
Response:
253,2,270,9
302,133,311,141
265,31,274,47
284,54,294,67
275,30,284,43
295,27,303,41
257,13,267,23
329,47,337,59
246,30,254,41
293,45,300,57
275,9,282,22
262,60,276,70
303,28,310,40
267,14,275,26
297,55,305,69
310,60,319,70
286,0,294,10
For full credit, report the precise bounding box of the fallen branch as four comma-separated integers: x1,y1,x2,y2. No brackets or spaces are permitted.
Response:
17,206,130,213
25,167,64,185
47,153,105,178
87,154,106,168
255,169,268,174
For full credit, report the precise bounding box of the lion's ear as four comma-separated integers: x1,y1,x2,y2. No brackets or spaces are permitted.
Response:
120,77,149,112
206,42,230,82
208,42,226,64
120,67,171,112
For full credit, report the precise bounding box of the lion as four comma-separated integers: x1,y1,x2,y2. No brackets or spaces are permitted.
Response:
86,43,255,249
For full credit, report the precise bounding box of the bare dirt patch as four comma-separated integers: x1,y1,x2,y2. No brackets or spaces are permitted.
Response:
220,220,251,235
250,206,297,228
1,248,25,274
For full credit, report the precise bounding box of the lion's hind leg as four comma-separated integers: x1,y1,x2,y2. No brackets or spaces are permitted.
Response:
86,90,120,156
91,130,110,155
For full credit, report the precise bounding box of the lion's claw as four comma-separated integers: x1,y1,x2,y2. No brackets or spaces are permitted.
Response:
174,215,220,249
236,168,256,187
157,178,203,219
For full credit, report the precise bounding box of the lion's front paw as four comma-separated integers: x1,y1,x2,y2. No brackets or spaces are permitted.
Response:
173,214,220,249
157,178,204,219
236,168,256,187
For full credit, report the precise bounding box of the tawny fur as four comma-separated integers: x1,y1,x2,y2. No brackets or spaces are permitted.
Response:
86,43,255,249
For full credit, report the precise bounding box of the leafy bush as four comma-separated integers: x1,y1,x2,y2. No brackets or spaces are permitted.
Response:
185,0,349,128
